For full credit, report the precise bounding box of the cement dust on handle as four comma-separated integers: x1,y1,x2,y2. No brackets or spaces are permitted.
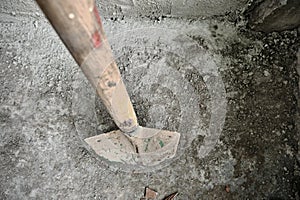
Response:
35,0,181,169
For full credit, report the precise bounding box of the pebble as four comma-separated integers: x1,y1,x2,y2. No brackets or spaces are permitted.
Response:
263,70,270,77
203,75,209,82
33,21,38,28
283,167,287,171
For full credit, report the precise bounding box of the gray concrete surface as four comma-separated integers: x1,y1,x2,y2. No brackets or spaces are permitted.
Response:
1,0,300,199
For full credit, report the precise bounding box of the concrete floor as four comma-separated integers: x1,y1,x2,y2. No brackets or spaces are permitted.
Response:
0,0,300,199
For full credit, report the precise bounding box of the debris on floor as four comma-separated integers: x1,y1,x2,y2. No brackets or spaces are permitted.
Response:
140,187,178,200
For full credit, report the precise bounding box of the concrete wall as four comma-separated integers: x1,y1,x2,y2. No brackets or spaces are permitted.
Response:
0,0,247,18
97,0,248,18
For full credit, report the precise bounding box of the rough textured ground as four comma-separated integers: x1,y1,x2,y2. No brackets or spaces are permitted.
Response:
1,0,300,200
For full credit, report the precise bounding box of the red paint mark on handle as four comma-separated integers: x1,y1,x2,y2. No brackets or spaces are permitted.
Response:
92,31,101,48
93,6,102,26
92,5,103,48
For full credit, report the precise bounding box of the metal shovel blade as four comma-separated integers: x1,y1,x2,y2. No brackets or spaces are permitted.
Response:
84,126,180,166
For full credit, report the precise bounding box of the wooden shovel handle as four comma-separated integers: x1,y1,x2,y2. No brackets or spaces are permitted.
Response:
36,0,104,64
36,0,138,133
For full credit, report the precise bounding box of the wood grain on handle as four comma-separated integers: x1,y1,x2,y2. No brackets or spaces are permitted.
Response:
36,0,138,133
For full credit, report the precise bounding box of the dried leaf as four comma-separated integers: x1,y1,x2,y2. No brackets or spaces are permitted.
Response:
144,187,158,199
163,192,178,200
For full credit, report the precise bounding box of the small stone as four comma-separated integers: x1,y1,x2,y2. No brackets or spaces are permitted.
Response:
33,21,38,28
225,185,230,193
263,70,270,76
203,75,209,82
275,131,281,136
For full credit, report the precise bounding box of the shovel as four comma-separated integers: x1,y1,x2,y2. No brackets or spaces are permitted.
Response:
36,0,180,167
